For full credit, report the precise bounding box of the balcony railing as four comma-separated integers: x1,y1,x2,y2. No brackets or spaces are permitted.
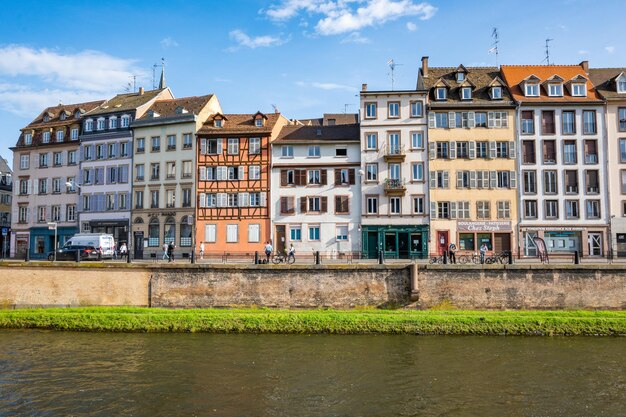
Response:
384,178,406,195
383,145,406,162
585,154,598,164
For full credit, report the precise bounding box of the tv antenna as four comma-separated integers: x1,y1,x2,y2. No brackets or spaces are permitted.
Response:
543,38,554,65
387,59,403,90
271,104,279,113
489,27,499,66
343,104,353,114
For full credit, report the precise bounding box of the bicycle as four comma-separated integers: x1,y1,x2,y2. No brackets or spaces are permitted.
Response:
272,252,295,264
429,255,444,264
458,253,481,264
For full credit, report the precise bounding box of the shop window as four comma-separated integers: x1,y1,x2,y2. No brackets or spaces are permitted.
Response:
459,233,475,251
476,233,492,251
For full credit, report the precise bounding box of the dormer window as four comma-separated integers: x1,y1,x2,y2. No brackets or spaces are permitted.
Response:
456,72,465,82
75,110,81,119
43,114,50,122
60,113,66,121
571,83,586,97
461,87,472,100
617,76,626,93
97,118,106,130
255,118,263,127
175,106,188,114
436,87,447,100
24,132,32,145
214,119,223,128
56,130,64,142
149,111,160,118
525,84,539,97
120,115,131,127
42,131,50,143
109,117,118,129
548,84,563,97
85,119,93,132
491,86,502,99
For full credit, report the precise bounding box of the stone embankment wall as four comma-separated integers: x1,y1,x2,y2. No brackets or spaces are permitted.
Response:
0,263,624,309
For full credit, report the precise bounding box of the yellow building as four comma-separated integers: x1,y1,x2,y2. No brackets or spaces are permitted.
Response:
418,58,518,256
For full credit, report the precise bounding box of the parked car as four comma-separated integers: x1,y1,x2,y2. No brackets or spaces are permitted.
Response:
48,245,100,261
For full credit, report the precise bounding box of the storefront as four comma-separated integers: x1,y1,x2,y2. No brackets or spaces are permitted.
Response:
521,226,606,257
28,226,78,260
456,221,512,253
88,219,130,248
361,225,429,259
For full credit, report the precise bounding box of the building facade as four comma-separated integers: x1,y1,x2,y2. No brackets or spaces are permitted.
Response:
129,94,221,259
420,58,518,256
0,157,12,258
77,87,173,248
359,82,429,259
10,101,103,259
589,68,626,257
501,63,609,256
270,123,361,256
196,112,288,254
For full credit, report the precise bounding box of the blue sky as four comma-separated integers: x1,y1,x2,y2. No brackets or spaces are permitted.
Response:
1,0,624,167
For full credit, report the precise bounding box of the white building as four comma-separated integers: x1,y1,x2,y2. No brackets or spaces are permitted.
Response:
359,82,430,259
270,123,361,256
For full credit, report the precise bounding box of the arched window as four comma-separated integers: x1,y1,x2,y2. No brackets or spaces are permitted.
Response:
164,217,175,244
134,217,144,224
148,217,159,247
180,216,192,247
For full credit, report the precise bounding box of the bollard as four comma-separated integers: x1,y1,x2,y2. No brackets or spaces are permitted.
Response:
574,250,580,264
191,250,195,264
127,250,131,264
254,251,259,264
508,251,513,264
25,248,29,262
315,251,321,265
378,250,384,265
76,249,80,263
443,251,448,264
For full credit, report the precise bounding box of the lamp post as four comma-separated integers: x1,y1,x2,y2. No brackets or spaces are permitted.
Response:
47,222,57,261
190,214,196,264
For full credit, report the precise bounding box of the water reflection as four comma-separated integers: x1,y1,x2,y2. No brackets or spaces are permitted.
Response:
0,331,625,416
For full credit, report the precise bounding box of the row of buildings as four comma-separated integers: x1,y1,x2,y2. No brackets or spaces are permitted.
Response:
6,58,626,260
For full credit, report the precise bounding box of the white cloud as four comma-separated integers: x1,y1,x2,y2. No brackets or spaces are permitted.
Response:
160,37,179,48
296,81,355,92
0,84,104,117
605,46,615,54
228,29,290,50
578,50,589,55
341,32,369,44
406,22,417,31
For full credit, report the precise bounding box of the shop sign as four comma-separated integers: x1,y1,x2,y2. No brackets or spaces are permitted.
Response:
525,227,585,232
457,221,511,232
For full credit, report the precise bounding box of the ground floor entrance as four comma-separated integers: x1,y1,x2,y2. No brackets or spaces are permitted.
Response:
28,226,78,260
361,225,429,260
521,226,607,257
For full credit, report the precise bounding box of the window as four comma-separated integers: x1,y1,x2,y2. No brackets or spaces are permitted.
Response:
435,87,447,100
586,200,600,219
248,224,260,243
524,200,537,219
249,137,261,154
150,190,159,208
620,139,626,163
572,83,586,96
151,163,160,180
522,140,535,164
461,87,472,100
166,162,176,179
280,196,295,214
523,170,537,194
456,171,470,189
622,170,626,194
411,132,423,149
491,86,502,99
365,102,377,118
562,111,576,134
95,144,105,160
475,142,488,158
108,143,116,159
181,133,193,149
249,165,260,180
136,138,145,153
389,163,401,180
151,136,160,152
565,200,579,219
389,197,401,214
544,170,558,194
308,170,321,185
563,141,577,164
24,132,32,145
290,225,301,241
106,194,115,211
436,142,448,159
366,163,378,181
366,196,378,214
135,190,144,209
411,162,424,181
525,83,539,96
227,166,242,181
366,133,378,150
308,225,320,241
545,200,559,219
120,115,130,128
477,201,490,219
457,201,470,219
335,196,349,214
18,206,27,223
82,168,93,184
412,196,424,214
85,119,93,132
39,153,49,168
457,72,465,82
434,113,448,128
496,142,509,158
541,111,555,134
182,161,192,178
521,111,534,134
308,145,320,157
214,119,223,128
583,110,596,134
435,171,449,188
388,133,400,154
497,201,510,219
135,164,145,181
388,102,400,118
37,206,46,222
549,84,563,96
52,152,62,167
456,142,468,158
410,101,423,117
56,130,64,142
42,131,50,143
488,112,508,128
227,138,239,154
336,225,349,241
437,202,450,219
543,140,556,164
281,146,293,157
620,108,626,131
565,170,578,193
97,118,105,130
52,178,61,194
585,170,599,194
66,204,76,222
119,193,128,210
167,135,176,150
308,196,321,211
226,224,238,243
474,112,487,128
584,140,598,164
255,118,263,127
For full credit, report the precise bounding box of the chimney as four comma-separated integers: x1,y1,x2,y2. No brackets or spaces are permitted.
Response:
138,87,145,95
580,60,589,73
421,56,429,78
361,83,368,92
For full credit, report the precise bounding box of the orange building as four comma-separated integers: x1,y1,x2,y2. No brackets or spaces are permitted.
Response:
196,112,288,254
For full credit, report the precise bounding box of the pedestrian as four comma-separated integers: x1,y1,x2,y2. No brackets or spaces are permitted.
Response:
199,242,204,260
448,242,457,264
167,241,175,262
113,242,118,260
120,242,128,260
480,243,488,264
162,242,169,261
264,241,273,263
287,243,296,263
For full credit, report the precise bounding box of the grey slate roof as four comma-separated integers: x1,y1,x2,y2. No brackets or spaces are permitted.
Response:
589,68,626,100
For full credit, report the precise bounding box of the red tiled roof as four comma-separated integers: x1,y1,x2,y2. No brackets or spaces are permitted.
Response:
198,113,283,135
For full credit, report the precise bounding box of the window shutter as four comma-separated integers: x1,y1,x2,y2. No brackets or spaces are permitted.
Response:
98,168,104,184
468,141,476,159
281,170,288,186
260,192,267,207
489,141,497,159
47,178,52,193
430,201,437,219
349,169,355,185
442,171,449,188
510,171,517,189
280,197,287,213
114,194,119,210
300,197,307,213
456,171,463,188
502,112,509,127
217,193,226,207
429,171,437,189
468,111,476,128
449,141,456,159
238,192,249,207
122,165,129,183
102,145,108,159
297,170,306,186
26,207,31,222
335,196,341,213
321,169,327,185
106,168,112,184
488,112,495,128
205,224,216,242
450,202,457,219
321,196,328,213
79,146,84,161
428,112,436,128
238,166,244,180
448,112,456,128
334,169,341,186
508,141,516,159
469,171,477,188
200,138,207,154
428,142,436,160
217,139,223,154
489,170,497,189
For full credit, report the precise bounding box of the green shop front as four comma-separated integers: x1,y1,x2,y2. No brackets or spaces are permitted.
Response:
362,225,429,259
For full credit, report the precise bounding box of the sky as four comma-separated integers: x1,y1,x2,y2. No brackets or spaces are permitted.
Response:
1,0,625,168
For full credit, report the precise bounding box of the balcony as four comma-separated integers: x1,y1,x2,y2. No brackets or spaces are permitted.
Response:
167,145,176,151
384,178,406,196
383,145,406,162
586,186,599,194
585,154,598,164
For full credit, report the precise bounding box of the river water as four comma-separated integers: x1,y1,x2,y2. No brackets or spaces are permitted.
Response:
0,331,625,417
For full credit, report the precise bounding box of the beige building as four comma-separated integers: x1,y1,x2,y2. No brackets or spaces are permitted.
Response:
130,94,221,259
420,58,518,256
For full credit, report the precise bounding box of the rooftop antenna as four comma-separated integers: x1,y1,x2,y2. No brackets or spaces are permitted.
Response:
271,104,279,113
387,59,403,90
152,63,158,89
543,38,554,65
344,104,352,114
489,27,499,67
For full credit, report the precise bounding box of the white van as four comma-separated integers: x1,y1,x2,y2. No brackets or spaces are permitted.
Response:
64,233,115,259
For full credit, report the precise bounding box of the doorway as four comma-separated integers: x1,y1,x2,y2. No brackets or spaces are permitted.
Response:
398,232,409,259
366,232,378,259
494,233,511,252
275,225,286,253
588,232,602,256
134,231,144,260
436,231,448,255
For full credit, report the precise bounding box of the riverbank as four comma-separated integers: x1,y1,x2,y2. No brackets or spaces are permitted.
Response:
1,308,625,336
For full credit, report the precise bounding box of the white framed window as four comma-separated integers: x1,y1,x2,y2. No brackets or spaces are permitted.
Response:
366,163,378,181
97,118,106,130
308,225,320,241
290,225,302,241
56,130,64,142
525,84,539,97
491,86,502,99
365,102,377,118
412,196,424,214
436,87,447,100
167,135,176,150
411,131,423,149
249,137,261,154
226,224,238,242
24,132,32,145
497,201,511,219
20,154,29,169
227,138,239,154
281,146,293,158
366,133,378,150
214,119,223,128
249,165,261,180
120,115,130,128
183,133,193,149
308,145,320,157
248,224,260,242
109,117,117,129
85,119,93,132
388,102,400,118
366,196,378,214
205,224,216,242
70,128,79,140
53,152,62,166
255,118,263,127
572,83,586,96
548,84,563,96
410,101,423,117
151,136,161,151
66,204,76,222
42,131,50,143
389,197,401,214
336,224,349,241
461,87,472,100
456,72,465,82
411,162,424,181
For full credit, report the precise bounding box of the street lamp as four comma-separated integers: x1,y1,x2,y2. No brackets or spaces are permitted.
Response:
47,222,57,261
